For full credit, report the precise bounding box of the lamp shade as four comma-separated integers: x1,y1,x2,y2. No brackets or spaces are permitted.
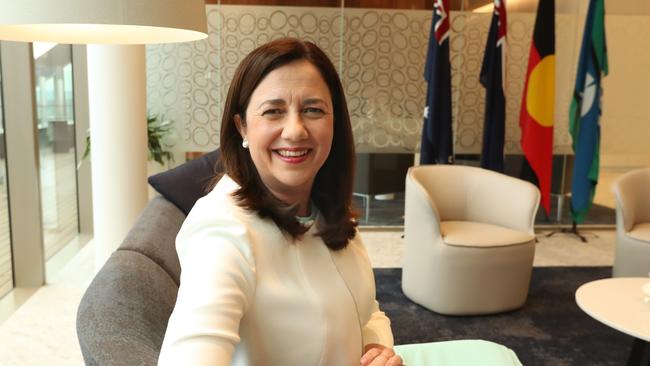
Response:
0,0,208,44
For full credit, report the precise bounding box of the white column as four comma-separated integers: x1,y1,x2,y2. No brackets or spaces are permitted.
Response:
1,41,45,287
87,44,148,270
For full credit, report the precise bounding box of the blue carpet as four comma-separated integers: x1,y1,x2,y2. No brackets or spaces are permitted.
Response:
375,266,632,366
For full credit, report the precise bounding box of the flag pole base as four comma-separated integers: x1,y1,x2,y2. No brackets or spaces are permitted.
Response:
545,221,588,243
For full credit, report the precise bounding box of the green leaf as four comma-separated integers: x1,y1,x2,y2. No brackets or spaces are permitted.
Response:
83,112,176,166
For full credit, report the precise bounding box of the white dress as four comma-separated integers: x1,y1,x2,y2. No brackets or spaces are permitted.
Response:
158,175,393,366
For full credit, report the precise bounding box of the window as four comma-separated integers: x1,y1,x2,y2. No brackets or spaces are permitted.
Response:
33,43,79,260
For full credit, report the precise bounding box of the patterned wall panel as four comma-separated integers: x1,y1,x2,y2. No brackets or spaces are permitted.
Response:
341,8,430,152
146,6,576,157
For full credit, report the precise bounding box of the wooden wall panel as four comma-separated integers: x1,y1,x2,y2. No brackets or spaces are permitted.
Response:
206,0,341,6
205,0,492,10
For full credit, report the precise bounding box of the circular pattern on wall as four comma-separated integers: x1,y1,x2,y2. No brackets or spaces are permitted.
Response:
300,13,318,33
179,80,192,94
193,90,209,107
391,13,409,31
193,40,207,54
192,127,210,146
162,90,177,107
193,108,210,125
391,70,406,86
192,55,208,71
269,11,287,31
148,6,560,154
162,73,176,89
362,11,379,28
239,13,256,35
509,19,528,41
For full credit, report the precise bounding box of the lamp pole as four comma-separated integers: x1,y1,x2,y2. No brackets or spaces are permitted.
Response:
87,44,148,269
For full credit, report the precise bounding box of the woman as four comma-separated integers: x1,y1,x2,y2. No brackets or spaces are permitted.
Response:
159,38,403,366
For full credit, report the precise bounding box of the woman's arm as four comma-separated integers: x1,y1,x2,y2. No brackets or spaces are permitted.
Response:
362,300,394,348
158,220,256,365
354,235,401,365
361,296,400,366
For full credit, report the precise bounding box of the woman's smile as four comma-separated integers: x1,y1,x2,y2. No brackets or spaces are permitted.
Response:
273,147,311,163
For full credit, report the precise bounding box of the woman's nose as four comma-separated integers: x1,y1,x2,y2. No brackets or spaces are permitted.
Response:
281,111,308,141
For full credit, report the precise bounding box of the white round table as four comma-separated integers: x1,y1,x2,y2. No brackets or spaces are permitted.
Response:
575,277,650,365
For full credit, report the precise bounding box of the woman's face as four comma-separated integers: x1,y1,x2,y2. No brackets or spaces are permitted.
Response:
237,60,334,208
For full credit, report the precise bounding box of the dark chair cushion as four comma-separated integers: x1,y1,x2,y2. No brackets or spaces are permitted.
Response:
148,149,221,215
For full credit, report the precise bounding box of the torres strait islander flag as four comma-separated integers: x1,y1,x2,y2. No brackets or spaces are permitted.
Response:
479,0,507,172
420,0,453,165
519,0,555,215
569,0,608,223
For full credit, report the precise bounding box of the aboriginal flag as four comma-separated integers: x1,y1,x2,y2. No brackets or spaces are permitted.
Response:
420,0,453,165
480,0,507,172
520,0,555,215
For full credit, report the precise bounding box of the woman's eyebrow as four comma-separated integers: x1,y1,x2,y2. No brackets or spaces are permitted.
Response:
257,98,285,109
303,98,327,106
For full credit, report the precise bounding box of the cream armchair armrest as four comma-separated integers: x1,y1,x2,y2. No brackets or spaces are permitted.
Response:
465,169,540,234
612,170,648,233
402,170,446,307
613,182,634,233
404,170,442,245
612,167,650,277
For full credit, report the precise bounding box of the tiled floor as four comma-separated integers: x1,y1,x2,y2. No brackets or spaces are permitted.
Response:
0,148,79,299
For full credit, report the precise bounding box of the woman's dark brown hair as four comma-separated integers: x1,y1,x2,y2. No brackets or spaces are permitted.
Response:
217,38,357,250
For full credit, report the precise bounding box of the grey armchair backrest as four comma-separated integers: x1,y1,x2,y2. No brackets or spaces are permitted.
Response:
77,196,186,366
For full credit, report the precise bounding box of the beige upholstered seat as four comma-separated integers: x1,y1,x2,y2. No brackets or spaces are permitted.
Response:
402,165,540,315
612,167,650,277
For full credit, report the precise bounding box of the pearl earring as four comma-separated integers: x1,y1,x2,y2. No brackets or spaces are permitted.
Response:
242,137,249,149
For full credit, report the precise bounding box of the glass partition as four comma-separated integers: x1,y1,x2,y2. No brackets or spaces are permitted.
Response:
33,43,79,259
0,48,13,298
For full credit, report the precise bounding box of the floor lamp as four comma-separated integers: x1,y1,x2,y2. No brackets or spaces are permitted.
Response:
0,0,208,270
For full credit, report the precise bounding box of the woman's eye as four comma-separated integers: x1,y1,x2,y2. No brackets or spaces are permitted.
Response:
262,109,284,116
304,107,325,116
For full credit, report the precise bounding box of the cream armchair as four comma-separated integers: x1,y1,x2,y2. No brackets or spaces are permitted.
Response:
402,165,540,315
612,167,650,277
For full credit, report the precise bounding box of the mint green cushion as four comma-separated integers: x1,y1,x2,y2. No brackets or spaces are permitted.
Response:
395,340,522,366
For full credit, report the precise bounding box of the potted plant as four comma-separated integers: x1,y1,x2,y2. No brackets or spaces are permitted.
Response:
81,113,175,167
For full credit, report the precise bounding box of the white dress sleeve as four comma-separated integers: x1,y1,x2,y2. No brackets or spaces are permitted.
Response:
158,208,256,366
351,235,394,349
362,300,394,349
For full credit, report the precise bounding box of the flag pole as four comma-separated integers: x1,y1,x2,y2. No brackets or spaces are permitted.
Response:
545,220,588,243
545,155,591,243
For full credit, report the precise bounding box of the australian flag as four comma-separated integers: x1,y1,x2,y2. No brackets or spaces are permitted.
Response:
480,0,507,172
420,0,453,165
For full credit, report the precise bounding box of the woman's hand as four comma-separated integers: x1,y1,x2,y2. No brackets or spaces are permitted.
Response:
360,344,404,366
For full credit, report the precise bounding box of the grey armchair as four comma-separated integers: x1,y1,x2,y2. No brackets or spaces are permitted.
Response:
76,196,185,366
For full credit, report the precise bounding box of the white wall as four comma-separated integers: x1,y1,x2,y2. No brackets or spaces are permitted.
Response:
600,15,650,168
